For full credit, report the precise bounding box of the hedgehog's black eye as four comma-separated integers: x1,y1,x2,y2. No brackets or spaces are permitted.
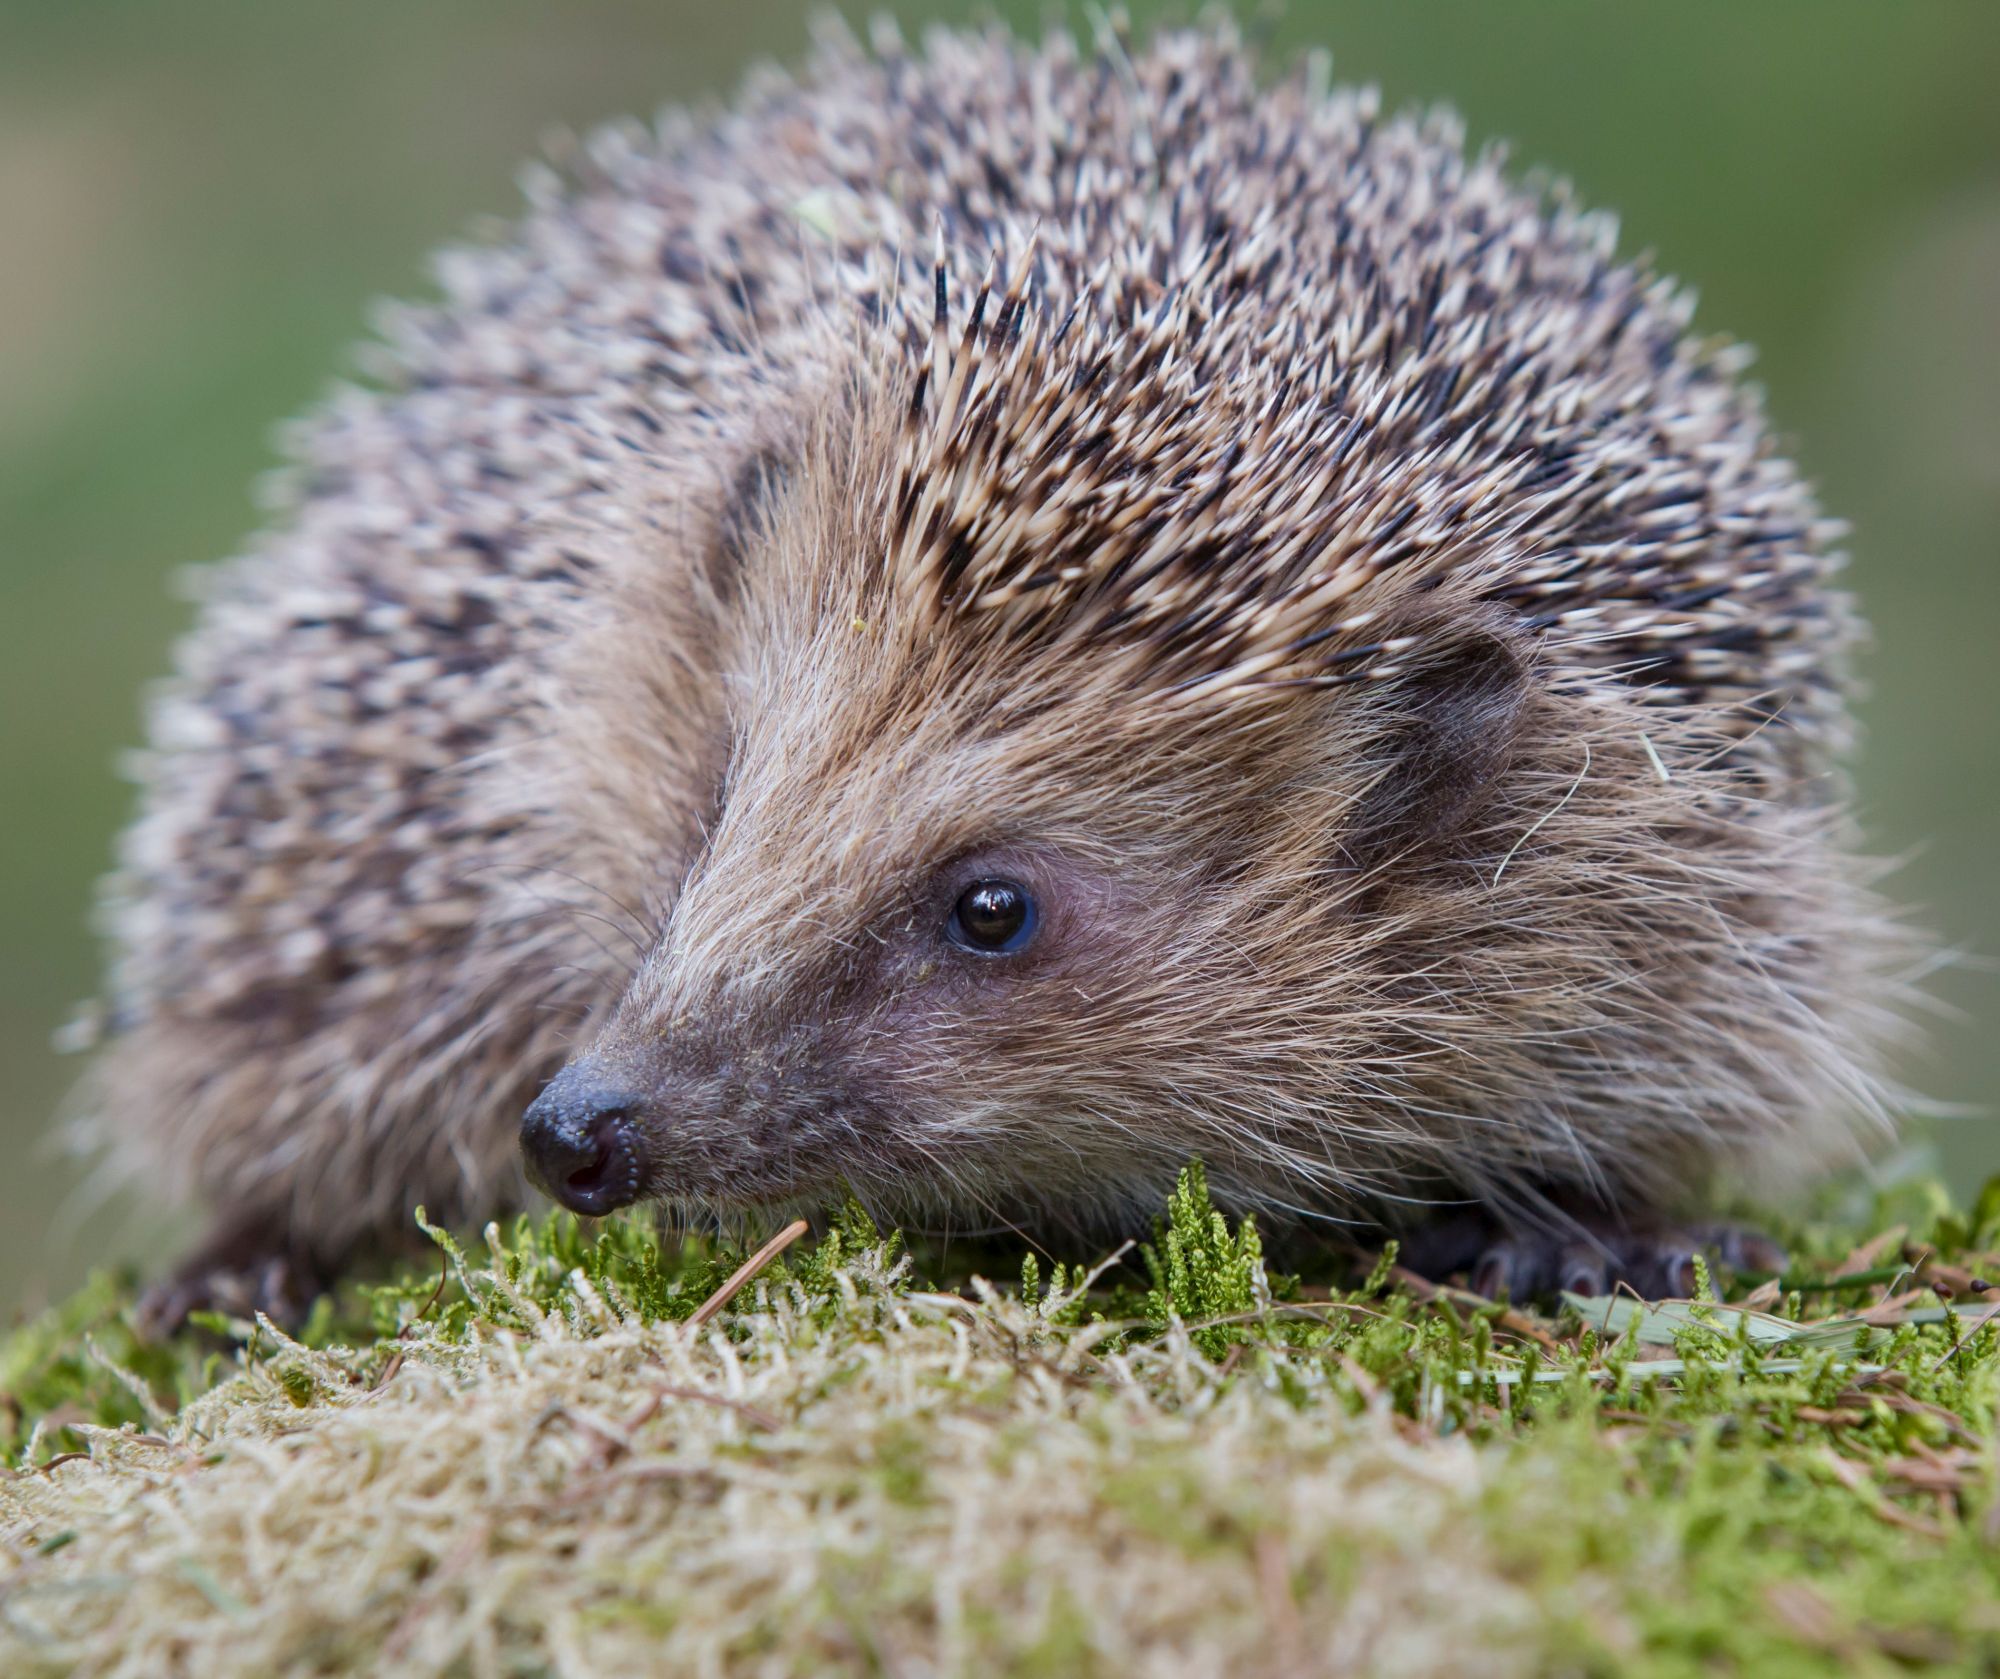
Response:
947,879,1036,956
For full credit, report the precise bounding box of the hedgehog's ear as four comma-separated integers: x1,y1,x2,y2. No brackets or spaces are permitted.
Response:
1342,611,1537,862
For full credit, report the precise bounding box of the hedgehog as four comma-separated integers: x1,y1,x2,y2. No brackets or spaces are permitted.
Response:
78,17,1910,1326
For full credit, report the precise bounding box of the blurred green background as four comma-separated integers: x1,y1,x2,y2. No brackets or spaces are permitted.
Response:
3,1,1996,1316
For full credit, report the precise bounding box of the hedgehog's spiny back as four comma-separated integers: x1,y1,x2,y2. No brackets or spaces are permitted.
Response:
625,22,1851,772
340,22,1852,780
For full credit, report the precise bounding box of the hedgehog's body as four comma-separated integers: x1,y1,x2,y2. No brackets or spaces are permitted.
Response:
90,23,1901,1314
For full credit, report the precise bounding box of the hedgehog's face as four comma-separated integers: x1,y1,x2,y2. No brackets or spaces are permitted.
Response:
515,335,1592,1232
521,680,1238,1228
520,552,1548,1235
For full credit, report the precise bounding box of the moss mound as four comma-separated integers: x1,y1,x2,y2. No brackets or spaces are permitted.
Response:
5,1168,2000,1676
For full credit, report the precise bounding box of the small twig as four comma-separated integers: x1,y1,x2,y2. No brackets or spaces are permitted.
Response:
34,1453,92,1474
1067,1238,1137,1300
557,1223,809,1474
410,1249,453,1326
686,1219,811,1330
371,1248,453,1391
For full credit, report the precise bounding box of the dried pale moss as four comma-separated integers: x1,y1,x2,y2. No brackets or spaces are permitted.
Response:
5,1168,2000,1677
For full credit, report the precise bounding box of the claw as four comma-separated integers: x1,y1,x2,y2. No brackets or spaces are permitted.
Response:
1471,1242,1531,1302
1555,1242,1609,1299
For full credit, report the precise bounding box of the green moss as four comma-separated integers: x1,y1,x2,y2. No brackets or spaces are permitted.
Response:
7,1165,2000,1673
1139,1160,1269,1359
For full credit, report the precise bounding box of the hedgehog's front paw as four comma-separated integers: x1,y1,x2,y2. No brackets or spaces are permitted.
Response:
136,1219,328,1339
1626,1222,1789,1297
1398,1210,1785,1303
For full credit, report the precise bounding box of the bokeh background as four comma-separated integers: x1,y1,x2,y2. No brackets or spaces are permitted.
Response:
4,0,1997,1315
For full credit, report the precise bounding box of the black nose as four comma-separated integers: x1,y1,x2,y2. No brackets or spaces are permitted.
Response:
520,1066,647,1216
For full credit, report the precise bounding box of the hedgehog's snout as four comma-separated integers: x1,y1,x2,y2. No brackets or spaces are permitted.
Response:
520,1065,647,1217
